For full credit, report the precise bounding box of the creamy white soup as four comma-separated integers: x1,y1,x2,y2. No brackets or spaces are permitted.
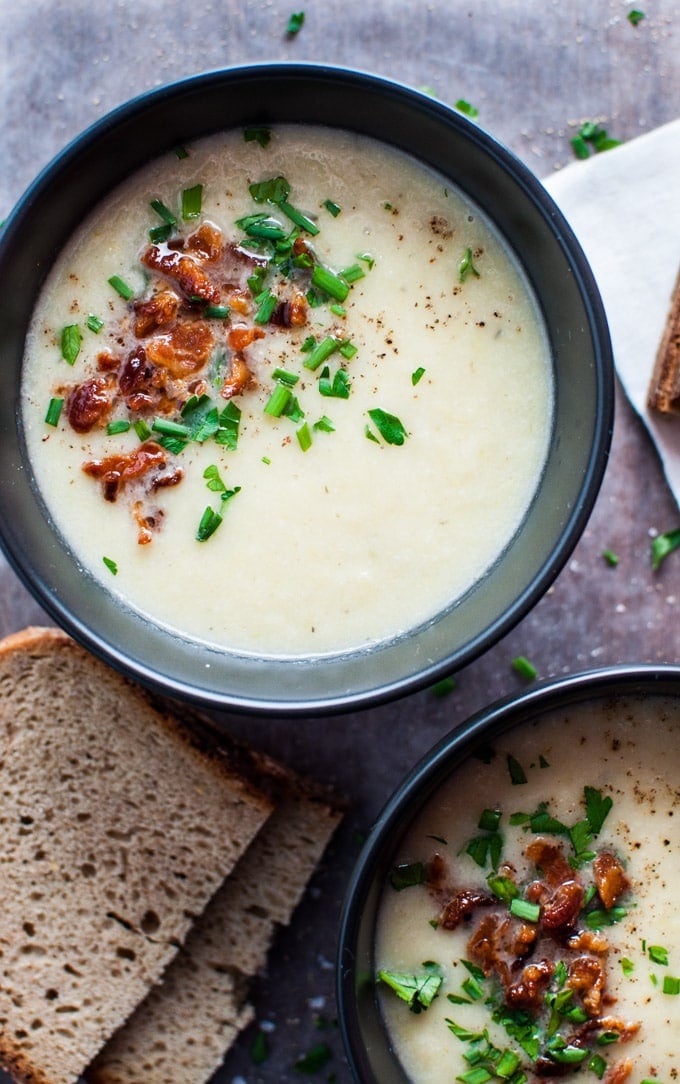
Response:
376,695,680,1084
22,125,552,657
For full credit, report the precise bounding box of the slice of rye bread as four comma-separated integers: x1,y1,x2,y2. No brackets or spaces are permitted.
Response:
0,627,273,1084
88,733,344,1084
648,264,680,414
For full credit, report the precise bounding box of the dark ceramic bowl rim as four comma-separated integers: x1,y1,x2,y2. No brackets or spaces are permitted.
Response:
336,663,680,1082
0,63,613,715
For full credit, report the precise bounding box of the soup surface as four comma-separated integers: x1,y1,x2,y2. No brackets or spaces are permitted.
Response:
376,695,680,1083
22,125,552,657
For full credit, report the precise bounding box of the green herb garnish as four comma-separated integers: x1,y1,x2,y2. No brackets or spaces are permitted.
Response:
250,1029,269,1064
323,198,341,217
649,945,669,966
510,898,541,923
102,556,118,575
181,184,203,220
60,324,81,366
651,527,680,570
106,419,131,435
571,121,622,159
293,1041,332,1074
86,313,104,333
628,8,645,24
506,754,527,785
602,548,619,566
286,11,305,35
244,126,271,148
455,99,479,118
511,655,537,681
311,264,350,301
196,506,223,542
108,274,134,301
432,675,456,697
367,408,407,446
411,366,426,386
45,397,64,427
377,963,443,1013
389,861,426,891
459,247,480,283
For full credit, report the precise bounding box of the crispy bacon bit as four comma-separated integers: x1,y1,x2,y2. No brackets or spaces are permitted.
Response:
141,245,221,304
593,851,629,910
131,500,164,545
505,959,553,1011
82,441,169,502
270,290,308,328
220,354,252,400
526,838,585,933
226,288,252,315
227,324,266,352
144,321,215,378
67,377,113,433
438,888,494,930
97,352,120,372
133,290,180,337
119,346,155,398
566,929,610,956
568,955,606,1016
468,913,538,982
185,222,223,261
603,1060,633,1084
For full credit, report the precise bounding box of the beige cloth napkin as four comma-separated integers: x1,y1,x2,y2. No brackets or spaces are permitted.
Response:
542,118,680,507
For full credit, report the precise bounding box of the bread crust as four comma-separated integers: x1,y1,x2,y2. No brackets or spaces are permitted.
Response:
647,264,680,414
0,626,273,1084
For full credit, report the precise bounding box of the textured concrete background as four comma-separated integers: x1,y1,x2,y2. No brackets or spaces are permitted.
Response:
1,2,679,1081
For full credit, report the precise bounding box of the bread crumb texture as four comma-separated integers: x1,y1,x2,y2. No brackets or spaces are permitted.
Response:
0,628,271,1084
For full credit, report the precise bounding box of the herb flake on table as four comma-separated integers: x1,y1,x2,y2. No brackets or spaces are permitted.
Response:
651,527,680,570
455,99,479,119
286,11,305,35
628,8,645,24
570,121,622,159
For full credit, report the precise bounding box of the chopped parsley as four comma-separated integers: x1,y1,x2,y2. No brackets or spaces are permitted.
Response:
651,527,680,570
571,121,622,159
60,324,81,366
366,408,407,446
455,99,479,119
286,10,305,35
377,962,443,1013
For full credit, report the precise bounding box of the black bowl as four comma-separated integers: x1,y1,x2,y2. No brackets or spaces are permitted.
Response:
0,64,613,714
336,664,680,1081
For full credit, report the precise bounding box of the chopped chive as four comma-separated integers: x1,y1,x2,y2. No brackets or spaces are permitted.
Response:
243,126,271,148
181,184,203,220
487,873,519,902
318,367,350,400
651,527,680,570
329,303,346,317
509,898,540,923
588,1053,608,1080
323,198,341,217
272,367,300,386
389,861,426,891
151,417,191,439
287,10,305,34
628,8,645,24
106,419,131,435
339,340,358,360
149,224,172,243
254,288,277,324
102,556,118,575
455,99,479,119
174,145,189,159
459,247,480,283
432,675,456,697
196,506,223,542
313,415,335,433
456,1068,493,1084
649,945,669,966
367,408,407,446
296,421,312,451
512,655,537,681
60,324,81,365
204,304,230,319
365,424,380,444
264,383,293,418
357,252,375,269
134,419,152,441
108,274,134,301
262,456,271,465
45,397,64,426
279,199,320,235
412,366,426,386
300,335,316,353
86,313,104,333
662,975,680,995
620,957,635,976
311,264,350,302
340,263,365,284
303,336,340,372
250,1030,269,1065
150,198,177,226
602,547,619,566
